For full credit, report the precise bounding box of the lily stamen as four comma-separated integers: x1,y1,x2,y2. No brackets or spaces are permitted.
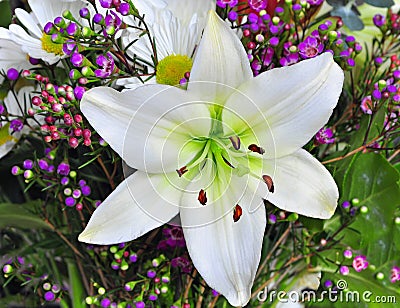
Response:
198,189,207,205
248,144,265,155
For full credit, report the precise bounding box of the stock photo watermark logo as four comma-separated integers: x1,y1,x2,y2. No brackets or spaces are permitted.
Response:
257,279,397,304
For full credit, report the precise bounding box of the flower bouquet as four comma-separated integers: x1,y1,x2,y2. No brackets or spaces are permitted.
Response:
0,0,399,307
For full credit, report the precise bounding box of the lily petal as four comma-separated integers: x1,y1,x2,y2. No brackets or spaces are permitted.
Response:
81,85,211,173
259,149,339,219
223,53,344,158
188,11,253,103
180,163,265,306
78,171,180,244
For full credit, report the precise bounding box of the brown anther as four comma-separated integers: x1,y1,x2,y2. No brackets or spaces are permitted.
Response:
229,136,241,150
248,144,265,155
176,166,188,177
222,155,235,168
262,175,275,193
233,204,243,222
198,189,207,205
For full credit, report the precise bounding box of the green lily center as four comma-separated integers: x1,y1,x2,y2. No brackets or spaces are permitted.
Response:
156,54,192,86
41,33,64,56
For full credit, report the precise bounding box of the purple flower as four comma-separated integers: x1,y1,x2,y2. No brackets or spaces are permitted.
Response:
248,0,267,11
360,96,374,114
57,162,70,176
216,0,238,8
279,52,299,66
95,53,115,78
23,159,34,170
315,127,335,144
171,256,192,273
298,36,324,59
390,266,400,283
104,11,122,35
352,255,368,272
10,119,24,132
373,14,386,27
0,104,4,114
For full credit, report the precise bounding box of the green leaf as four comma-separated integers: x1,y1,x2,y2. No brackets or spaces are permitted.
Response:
331,6,364,31
342,153,400,265
0,202,50,229
364,0,395,8
67,261,86,308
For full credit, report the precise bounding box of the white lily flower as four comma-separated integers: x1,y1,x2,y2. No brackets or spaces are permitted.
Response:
6,0,91,64
119,0,215,88
79,11,343,306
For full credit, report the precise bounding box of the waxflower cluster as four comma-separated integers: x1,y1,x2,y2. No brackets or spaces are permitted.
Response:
0,0,399,307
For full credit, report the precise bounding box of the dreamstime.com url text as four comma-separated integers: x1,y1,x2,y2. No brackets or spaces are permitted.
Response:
257,279,397,304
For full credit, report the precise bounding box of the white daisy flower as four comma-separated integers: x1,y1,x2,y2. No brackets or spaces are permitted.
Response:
0,28,33,83
7,0,92,65
119,0,215,88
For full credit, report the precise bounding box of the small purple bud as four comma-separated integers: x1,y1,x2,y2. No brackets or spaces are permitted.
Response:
44,291,55,301
0,105,4,114
147,270,156,278
66,22,79,36
100,298,111,307
71,53,84,67
81,185,91,196
324,280,333,288
293,3,302,11
148,294,158,301
38,159,49,171
65,197,76,207
60,177,69,185
11,166,21,175
44,22,55,34
100,0,112,8
269,37,279,46
54,16,66,28
7,68,19,80
340,265,350,275
79,7,90,18
228,11,238,21
342,200,351,208
93,13,104,24
372,89,382,100
118,3,130,15
135,302,145,308
23,159,34,170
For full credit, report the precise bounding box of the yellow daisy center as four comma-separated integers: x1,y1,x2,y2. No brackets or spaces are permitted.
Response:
156,54,192,86
41,33,64,55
